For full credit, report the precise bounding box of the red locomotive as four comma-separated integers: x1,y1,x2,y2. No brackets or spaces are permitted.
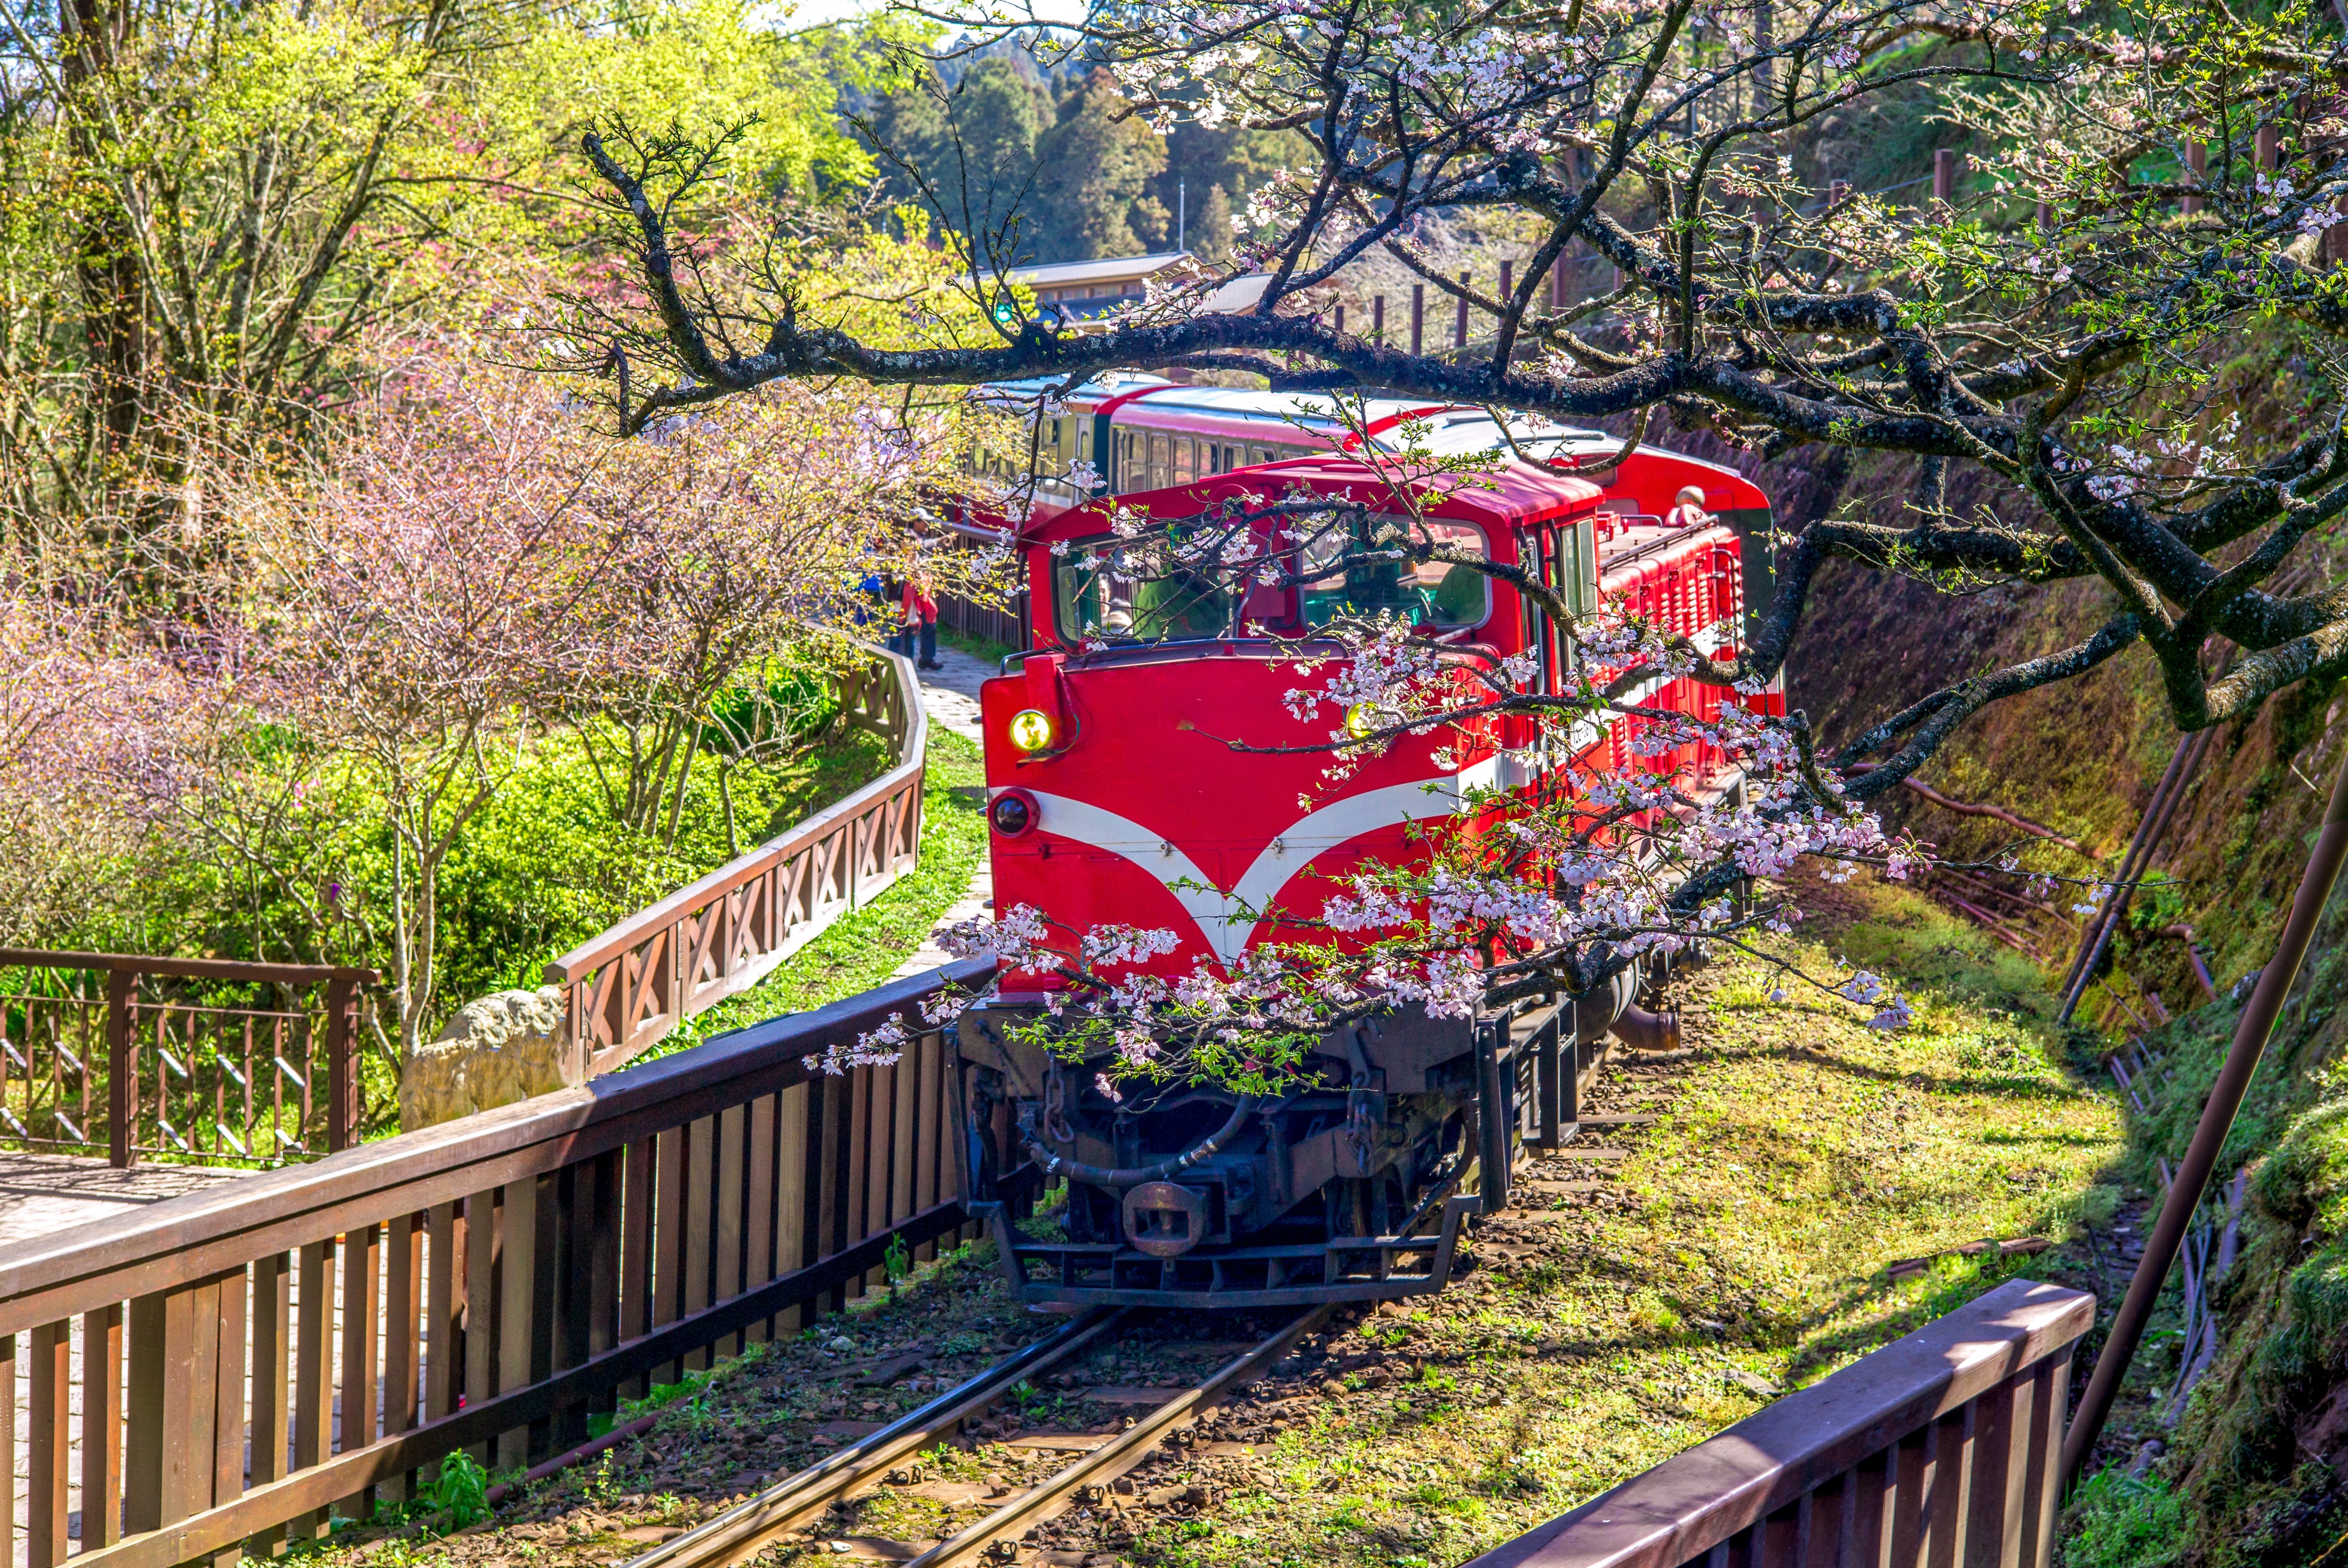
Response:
953,382,1769,1309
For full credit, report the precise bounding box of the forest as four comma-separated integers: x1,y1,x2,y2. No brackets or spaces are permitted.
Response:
11,0,2348,1560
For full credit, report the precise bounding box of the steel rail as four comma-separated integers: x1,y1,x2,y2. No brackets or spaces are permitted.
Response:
619,1307,1126,1568
902,1305,1332,1568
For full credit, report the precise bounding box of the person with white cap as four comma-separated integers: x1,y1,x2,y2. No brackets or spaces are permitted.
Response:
1664,484,1712,529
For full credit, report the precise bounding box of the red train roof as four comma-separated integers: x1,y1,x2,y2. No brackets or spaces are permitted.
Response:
1031,455,1607,540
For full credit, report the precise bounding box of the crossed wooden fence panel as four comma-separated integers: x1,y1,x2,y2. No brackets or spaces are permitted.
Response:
548,643,928,1079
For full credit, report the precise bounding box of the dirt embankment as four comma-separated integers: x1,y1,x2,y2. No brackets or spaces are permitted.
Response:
1699,359,2348,1563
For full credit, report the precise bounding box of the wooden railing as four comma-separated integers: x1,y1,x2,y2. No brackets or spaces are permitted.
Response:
0,959,1004,1568
935,584,1026,651
0,953,376,1167
1463,1278,2094,1568
546,644,927,1077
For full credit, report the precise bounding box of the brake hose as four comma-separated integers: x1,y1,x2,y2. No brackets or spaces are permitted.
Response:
1023,1094,1261,1190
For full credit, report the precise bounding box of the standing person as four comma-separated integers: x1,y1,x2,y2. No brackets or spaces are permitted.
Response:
880,575,912,657
1663,485,1712,529
907,570,941,670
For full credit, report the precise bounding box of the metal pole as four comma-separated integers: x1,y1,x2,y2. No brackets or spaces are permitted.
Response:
2063,748,2348,1488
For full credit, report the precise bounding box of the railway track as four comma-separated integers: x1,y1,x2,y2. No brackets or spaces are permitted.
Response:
618,1305,1328,1568
612,995,1694,1568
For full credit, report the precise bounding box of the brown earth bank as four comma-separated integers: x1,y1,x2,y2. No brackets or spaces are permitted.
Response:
1657,383,2348,1566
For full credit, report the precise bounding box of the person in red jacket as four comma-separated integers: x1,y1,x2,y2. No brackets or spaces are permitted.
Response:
903,571,940,670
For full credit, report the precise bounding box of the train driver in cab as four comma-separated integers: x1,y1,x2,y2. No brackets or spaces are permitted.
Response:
1664,484,1713,530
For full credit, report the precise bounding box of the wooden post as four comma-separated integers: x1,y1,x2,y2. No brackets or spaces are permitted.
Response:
84,1301,124,1549
2036,199,2053,231
1334,302,1345,334
1371,293,1385,343
107,968,133,1167
1454,270,1470,346
1828,178,1848,209
2258,122,2279,171
2182,140,2206,215
0,1333,14,1568
1499,258,1514,307
1550,255,1567,307
1933,148,1959,206
1409,284,1423,354
29,1319,69,1567
326,972,356,1154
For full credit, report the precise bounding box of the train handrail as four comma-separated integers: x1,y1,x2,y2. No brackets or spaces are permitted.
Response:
1460,1277,2094,1568
542,638,928,1076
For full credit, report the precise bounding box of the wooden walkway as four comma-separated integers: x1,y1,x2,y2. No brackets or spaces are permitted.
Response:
0,1151,244,1250
0,1153,247,1546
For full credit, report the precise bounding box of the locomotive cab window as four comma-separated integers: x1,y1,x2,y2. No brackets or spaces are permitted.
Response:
1298,516,1490,628
1053,535,1233,644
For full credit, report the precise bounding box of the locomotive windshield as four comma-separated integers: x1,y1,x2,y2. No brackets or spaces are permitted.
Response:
1054,536,1234,643
1299,516,1489,628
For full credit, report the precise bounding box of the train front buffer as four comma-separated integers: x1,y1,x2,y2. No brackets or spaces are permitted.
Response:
947,996,1588,1310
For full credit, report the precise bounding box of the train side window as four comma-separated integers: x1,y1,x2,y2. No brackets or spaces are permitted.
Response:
1173,438,1195,485
1148,432,1169,489
1299,516,1490,628
1053,533,1234,644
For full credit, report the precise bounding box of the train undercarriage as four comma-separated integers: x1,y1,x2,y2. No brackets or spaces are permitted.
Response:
951,970,1682,1310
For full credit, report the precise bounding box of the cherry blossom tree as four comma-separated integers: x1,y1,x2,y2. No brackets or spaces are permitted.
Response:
225,344,991,1051
581,0,2348,1080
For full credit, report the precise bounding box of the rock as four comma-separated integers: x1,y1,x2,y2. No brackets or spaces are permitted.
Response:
402,987,578,1130
1726,1369,1779,1398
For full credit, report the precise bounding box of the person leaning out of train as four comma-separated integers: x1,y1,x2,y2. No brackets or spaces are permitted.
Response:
903,571,941,670
1664,485,1713,530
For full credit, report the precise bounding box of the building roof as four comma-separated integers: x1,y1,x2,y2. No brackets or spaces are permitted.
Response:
1002,252,1192,289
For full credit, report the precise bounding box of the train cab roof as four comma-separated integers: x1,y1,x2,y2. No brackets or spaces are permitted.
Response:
1028,452,1608,543
967,371,1171,411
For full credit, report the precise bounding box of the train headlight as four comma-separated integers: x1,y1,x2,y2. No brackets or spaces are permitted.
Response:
989,790,1038,838
1344,702,1380,739
1007,708,1056,753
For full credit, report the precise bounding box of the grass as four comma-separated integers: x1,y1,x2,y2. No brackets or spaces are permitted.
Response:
652,726,989,1051
295,868,2126,1568
1100,873,2125,1567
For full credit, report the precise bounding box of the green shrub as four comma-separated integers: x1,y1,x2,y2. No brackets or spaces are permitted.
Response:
2062,1468,2184,1568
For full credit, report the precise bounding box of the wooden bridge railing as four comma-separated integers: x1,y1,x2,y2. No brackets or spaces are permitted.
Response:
546,643,927,1078
0,953,376,1167
1462,1278,2095,1568
0,959,1000,1568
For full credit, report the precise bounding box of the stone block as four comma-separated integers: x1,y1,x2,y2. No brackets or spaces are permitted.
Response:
402,986,579,1130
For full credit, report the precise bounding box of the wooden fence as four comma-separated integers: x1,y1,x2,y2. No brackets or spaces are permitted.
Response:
1462,1278,2094,1568
546,646,927,1078
0,959,1005,1568
0,954,375,1167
